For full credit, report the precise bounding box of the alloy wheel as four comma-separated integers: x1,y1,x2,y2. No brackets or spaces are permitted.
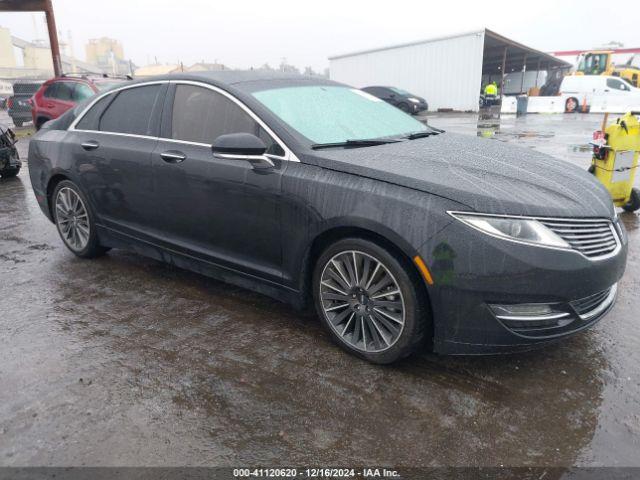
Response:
55,187,90,252
319,250,406,353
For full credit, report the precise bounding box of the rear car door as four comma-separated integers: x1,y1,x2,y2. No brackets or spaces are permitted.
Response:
151,82,287,282
69,83,167,238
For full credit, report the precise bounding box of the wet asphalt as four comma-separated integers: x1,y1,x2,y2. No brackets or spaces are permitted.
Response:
0,111,639,467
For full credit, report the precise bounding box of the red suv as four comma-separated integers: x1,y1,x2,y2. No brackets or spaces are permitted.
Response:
31,75,126,130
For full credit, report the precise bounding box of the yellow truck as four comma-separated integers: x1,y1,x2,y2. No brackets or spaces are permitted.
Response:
576,51,640,87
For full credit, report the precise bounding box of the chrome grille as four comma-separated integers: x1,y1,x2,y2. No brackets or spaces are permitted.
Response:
539,218,619,259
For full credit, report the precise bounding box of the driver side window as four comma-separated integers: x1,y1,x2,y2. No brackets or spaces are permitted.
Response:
171,85,285,157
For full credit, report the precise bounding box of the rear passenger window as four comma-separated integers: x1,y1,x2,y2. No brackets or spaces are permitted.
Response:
75,94,114,131
99,85,161,136
171,84,285,156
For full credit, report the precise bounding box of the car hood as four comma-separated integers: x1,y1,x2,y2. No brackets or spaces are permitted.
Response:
306,132,614,218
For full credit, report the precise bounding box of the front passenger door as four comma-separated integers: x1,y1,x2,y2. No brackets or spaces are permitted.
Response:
152,83,287,282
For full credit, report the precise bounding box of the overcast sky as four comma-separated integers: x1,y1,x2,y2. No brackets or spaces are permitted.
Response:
1,0,638,70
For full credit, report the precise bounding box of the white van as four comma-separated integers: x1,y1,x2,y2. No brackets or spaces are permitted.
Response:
559,75,640,113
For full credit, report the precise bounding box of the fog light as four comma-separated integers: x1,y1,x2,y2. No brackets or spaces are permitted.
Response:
489,303,571,329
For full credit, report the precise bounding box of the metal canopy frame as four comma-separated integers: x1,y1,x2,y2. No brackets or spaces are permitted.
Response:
481,29,572,93
0,0,62,76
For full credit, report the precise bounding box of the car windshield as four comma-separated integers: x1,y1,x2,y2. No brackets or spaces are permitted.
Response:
252,85,427,145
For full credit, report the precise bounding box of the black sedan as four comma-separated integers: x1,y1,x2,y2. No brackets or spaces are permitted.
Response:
27,72,627,363
361,86,428,114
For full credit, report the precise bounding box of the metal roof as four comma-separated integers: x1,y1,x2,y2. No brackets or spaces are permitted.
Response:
329,28,571,72
482,30,571,74
329,29,486,60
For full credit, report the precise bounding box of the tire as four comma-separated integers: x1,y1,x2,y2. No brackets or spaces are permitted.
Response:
52,180,109,258
565,97,579,113
398,102,410,113
0,166,20,178
312,237,429,364
623,188,640,213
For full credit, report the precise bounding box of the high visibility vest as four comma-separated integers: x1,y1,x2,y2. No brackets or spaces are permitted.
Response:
485,84,498,96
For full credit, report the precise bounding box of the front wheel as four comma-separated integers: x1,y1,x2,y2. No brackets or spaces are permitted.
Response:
52,180,109,258
313,238,429,364
397,102,410,113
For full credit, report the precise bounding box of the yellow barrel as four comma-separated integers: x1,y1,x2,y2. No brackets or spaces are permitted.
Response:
592,112,640,209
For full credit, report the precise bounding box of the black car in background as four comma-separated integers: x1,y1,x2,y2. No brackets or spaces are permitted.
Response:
361,85,428,114
28,72,626,363
8,81,43,127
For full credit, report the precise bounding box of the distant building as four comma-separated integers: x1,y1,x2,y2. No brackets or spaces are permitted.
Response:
329,28,570,112
86,37,124,63
134,62,228,77
135,63,180,77
184,62,226,72
23,40,53,70
0,27,16,69
0,26,104,79
85,37,130,75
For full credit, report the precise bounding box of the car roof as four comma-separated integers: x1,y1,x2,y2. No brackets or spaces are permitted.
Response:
124,70,342,94
51,75,126,83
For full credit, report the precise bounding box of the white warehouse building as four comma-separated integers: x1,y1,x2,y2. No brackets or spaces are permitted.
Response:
329,29,570,112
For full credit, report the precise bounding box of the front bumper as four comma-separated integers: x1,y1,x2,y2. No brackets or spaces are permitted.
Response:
421,217,628,354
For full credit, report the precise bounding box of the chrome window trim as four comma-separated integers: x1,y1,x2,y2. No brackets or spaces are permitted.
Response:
68,79,299,163
447,210,622,262
68,80,167,132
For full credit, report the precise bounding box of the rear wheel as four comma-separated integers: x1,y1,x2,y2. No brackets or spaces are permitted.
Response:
52,180,109,258
565,97,579,113
313,238,429,364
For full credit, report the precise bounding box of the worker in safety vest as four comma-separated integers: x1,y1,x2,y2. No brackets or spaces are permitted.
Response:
484,82,498,96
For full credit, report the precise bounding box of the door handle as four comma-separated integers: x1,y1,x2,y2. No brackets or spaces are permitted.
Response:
160,151,186,163
81,140,99,151
46,103,55,108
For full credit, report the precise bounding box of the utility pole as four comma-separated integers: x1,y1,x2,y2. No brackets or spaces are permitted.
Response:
44,0,62,76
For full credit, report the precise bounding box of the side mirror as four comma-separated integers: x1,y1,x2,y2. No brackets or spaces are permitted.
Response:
211,133,274,169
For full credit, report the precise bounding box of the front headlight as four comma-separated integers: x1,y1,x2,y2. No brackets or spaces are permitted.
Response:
408,98,421,103
450,212,570,249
